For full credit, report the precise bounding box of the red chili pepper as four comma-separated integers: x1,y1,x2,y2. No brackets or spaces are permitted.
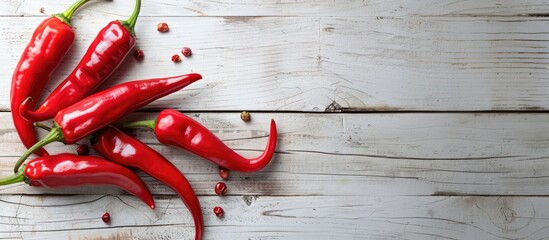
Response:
123,109,277,172
15,74,202,172
20,0,141,122
10,0,90,156
91,126,203,240
0,153,155,209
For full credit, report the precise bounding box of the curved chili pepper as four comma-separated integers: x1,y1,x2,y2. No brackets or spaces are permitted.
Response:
20,0,141,122
91,126,203,240
10,0,90,156
0,153,155,209
123,109,277,172
15,73,202,172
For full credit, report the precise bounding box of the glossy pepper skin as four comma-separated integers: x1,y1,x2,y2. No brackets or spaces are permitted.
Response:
92,126,203,240
124,109,278,172
0,153,155,210
15,73,202,172
20,0,141,122
10,0,90,156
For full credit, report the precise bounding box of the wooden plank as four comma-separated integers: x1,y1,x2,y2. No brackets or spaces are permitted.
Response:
321,17,549,111
2,112,549,196
3,16,549,111
0,0,21,16
0,16,321,112
15,0,549,17
0,195,548,239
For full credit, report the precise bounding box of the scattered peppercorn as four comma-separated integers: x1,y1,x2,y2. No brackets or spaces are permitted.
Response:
76,144,89,156
213,206,224,217
102,212,110,223
181,47,192,57
240,111,251,122
157,22,169,32
219,167,230,180
134,49,144,61
214,182,227,196
171,54,181,63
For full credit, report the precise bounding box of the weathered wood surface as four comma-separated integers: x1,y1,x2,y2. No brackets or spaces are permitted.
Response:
2,0,549,239
1,195,548,240
3,112,549,238
2,14,549,111
11,0,549,17
3,112,549,197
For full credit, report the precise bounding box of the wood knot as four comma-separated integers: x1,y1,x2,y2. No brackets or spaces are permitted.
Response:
243,195,258,206
325,101,342,112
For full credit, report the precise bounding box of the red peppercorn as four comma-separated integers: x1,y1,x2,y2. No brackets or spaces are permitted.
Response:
213,206,224,217
134,49,144,61
102,212,110,223
76,144,89,156
181,47,192,57
171,54,181,63
214,182,227,196
157,22,169,32
219,167,230,180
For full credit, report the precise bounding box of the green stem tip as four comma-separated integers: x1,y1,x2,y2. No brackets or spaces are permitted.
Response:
121,119,156,130
14,125,64,173
120,0,141,36
54,0,91,26
0,170,25,186
34,122,53,132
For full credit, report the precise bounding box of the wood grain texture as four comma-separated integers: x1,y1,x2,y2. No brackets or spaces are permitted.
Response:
321,17,549,112
0,16,321,112
0,195,548,240
3,15,549,111
0,0,20,17
12,0,549,17
2,112,549,197
3,1,549,239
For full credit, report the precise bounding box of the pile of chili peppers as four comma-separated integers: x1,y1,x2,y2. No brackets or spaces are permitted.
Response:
1,1,278,239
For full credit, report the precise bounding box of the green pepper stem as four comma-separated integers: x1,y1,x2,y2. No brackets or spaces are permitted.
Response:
120,0,141,36
14,125,64,173
34,122,53,132
121,119,156,130
0,170,25,186
54,0,91,26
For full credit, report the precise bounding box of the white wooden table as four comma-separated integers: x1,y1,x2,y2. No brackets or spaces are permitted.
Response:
2,1,549,239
